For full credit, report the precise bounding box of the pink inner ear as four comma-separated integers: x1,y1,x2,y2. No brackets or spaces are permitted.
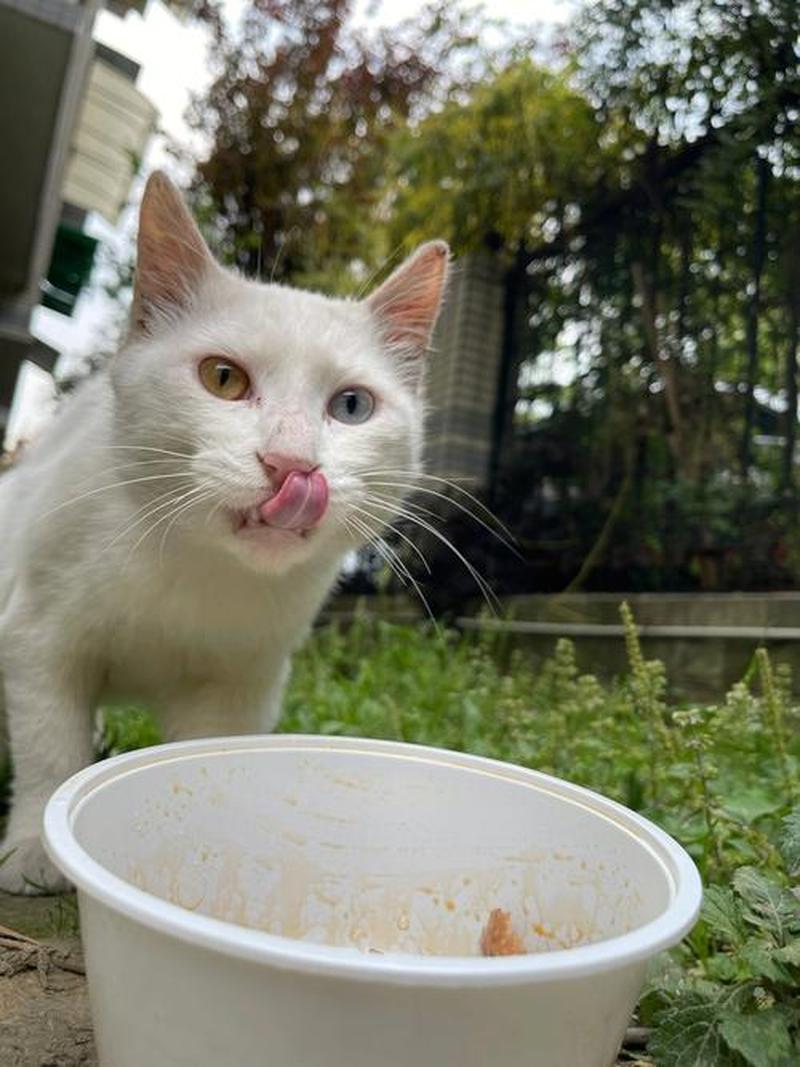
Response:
368,242,449,352
132,172,213,331
138,233,206,311
380,297,438,348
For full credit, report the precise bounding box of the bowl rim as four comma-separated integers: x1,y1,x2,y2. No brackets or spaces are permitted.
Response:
44,734,702,988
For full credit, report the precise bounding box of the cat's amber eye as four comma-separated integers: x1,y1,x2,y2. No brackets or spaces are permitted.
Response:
198,357,251,401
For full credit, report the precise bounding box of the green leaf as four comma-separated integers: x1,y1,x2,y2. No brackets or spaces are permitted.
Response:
722,789,782,824
773,939,800,966
733,867,800,944
738,941,794,984
704,953,741,982
100,705,161,755
719,1010,794,1067
650,987,741,1067
779,807,800,876
703,885,747,946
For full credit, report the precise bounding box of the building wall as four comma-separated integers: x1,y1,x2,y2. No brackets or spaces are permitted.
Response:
0,0,102,423
0,2,76,301
62,52,158,225
424,252,506,489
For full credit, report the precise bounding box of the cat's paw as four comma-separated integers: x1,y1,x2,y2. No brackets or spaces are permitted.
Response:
0,835,69,894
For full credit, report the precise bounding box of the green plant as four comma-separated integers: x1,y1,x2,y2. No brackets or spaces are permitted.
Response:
45,891,81,939
97,705,162,757
646,819,800,1066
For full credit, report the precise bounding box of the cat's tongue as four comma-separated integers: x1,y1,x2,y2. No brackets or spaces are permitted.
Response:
258,470,329,531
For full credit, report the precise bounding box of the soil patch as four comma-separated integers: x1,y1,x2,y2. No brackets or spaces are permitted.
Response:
0,894,96,1067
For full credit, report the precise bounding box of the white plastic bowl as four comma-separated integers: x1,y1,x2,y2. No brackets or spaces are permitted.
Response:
44,736,701,1067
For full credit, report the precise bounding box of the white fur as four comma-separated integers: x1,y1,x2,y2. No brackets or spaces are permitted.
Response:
0,255,441,892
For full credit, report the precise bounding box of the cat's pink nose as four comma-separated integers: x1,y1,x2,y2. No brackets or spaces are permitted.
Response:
258,452,315,490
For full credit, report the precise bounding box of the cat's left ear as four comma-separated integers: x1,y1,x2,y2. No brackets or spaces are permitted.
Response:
366,241,450,367
130,171,215,336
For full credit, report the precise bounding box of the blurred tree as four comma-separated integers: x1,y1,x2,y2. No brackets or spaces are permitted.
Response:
380,60,611,255
560,0,800,586
376,0,800,596
187,0,522,290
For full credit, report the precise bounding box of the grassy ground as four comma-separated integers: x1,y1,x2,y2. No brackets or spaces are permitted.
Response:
3,608,800,1065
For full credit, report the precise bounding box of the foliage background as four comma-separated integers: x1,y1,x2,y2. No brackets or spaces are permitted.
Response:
180,0,800,599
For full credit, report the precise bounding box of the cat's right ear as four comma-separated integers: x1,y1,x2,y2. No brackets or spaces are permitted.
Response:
130,171,215,336
366,241,450,360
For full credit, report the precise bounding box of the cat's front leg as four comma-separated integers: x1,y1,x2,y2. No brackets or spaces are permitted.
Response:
0,654,96,894
159,663,290,742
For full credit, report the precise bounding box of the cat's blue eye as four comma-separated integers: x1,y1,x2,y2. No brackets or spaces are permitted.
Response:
328,388,375,425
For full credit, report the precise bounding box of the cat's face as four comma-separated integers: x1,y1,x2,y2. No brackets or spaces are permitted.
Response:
110,174,448,574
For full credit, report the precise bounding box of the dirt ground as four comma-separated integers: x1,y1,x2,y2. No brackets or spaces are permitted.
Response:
0,895,96,1067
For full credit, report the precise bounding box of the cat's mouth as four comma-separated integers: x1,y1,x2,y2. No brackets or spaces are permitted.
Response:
234,470,329,538
234,508,311,539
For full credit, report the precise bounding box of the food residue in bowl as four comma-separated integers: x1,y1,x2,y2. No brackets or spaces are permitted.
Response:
480,908,527,956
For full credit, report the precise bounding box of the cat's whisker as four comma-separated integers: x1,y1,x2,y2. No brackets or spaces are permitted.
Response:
360,494,500,614
345,514,409,582
269,226,297,283
106,454,189,466
340,513,370,550
348,503,432,575
341,516,409,590
97,444,194,460
363,469,516,534
79,458,191,491
345,513,419,602
361,471,519,554
203,498,226,528
124,484,217,563
362,489,443,524
346,513,438,628
40,473,202,521
364,490,446,528
93,457,190,469
158,488,219,564
354,241,407,300
100,481,196,554
124,487,211,561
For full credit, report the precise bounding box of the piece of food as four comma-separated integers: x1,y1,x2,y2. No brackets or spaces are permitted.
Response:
480,908,526,956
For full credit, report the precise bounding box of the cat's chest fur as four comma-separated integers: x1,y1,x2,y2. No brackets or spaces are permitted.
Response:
98,543,335,706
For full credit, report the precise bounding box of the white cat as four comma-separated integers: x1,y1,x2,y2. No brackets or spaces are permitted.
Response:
0,172,448,893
